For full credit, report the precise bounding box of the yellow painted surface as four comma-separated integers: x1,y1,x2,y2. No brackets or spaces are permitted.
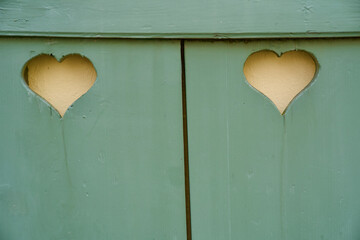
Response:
25,54,96,117
244,50,316,114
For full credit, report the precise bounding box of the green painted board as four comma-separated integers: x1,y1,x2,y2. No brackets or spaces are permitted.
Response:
1,0,360,38
0,38,186,240
185,39,360,240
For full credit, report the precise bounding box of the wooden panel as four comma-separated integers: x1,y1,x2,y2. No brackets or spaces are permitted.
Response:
185,39,360,239
0,0,359,38
0,38,186,239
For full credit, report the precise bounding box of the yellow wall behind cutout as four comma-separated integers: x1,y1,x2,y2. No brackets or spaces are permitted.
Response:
244,50,316,114
25,54,97,117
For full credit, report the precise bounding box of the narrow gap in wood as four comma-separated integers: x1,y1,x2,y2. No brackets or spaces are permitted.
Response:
181,40,192,240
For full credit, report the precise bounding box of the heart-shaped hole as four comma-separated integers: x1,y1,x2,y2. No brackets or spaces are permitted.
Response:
244,50,317,114
23,54,97,117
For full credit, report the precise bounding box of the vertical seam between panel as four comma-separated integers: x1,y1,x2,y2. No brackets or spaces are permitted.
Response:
181,40,192,240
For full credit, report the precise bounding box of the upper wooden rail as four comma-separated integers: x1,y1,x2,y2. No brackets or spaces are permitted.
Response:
1,0,359,39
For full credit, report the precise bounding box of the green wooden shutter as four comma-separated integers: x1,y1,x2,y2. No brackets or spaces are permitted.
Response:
185,39,360,240
0,38,187,240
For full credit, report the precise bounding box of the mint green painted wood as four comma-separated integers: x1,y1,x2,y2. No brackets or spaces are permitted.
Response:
185,39,360,240
0,38,186,240
0,0,359,38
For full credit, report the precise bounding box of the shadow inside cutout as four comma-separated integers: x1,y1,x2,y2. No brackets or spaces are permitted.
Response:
243,50,317,114
23,54,97,117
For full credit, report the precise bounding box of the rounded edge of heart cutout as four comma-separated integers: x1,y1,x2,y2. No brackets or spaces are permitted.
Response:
243,49,318,115
22,54,97,118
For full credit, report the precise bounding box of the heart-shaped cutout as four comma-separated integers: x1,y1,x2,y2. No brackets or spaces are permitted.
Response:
23,54,97,117
244,50,316,114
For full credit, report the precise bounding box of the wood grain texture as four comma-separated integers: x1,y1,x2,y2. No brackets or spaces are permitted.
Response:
0,0,360,38
0,38,186,240
185,39,360,240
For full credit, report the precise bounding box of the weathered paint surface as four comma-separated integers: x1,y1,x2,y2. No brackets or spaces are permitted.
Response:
0,0,359,38
185,39,360,240
0,38,186,240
